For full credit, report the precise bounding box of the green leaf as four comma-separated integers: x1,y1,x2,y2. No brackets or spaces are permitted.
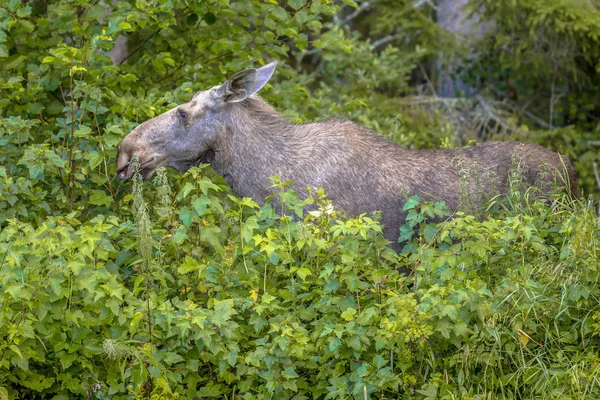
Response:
49,277,62,296
130,312,144,336
179,206,192,228
402,195,420,211
204,12,216,25
178,256,201,274
422,224,438,243
45,150,65,168
340,307,356,321
192,195,210,216
347,335,361,351
89,189,113,206
85,150,104,169
118,21,132,30
74,125,92,137
296,267,311,280
272,6,288,21
282,367,299,379
211,299,236,327
5,55,26,70
289,0,306,11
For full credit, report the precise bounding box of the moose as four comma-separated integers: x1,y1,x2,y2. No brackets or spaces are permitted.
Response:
117,62,578,250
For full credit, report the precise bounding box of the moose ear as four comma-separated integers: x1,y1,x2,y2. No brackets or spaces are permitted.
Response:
218,62,277,103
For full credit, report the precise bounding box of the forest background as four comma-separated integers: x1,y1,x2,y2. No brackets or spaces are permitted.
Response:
1,0,600,398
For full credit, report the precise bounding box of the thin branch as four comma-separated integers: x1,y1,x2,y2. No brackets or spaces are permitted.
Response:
371,32,401,49
339,2,371,25
523,109,551,129
418,63,437,96
115,7,192,65
488,85,551,129
117,28,160,65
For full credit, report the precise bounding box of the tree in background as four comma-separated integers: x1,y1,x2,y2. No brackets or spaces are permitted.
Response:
323,0,600,196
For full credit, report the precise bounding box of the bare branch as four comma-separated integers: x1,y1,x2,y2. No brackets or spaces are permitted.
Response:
523,110,551,129
371,32,401,49
339,2,371,25
488,85,551,129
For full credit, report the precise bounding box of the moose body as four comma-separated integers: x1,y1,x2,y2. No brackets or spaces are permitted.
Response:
117,62,578,249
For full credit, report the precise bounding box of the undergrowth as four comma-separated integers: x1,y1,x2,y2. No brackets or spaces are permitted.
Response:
0,166,599,399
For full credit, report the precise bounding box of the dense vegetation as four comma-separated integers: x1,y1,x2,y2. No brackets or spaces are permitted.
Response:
1,0,599,398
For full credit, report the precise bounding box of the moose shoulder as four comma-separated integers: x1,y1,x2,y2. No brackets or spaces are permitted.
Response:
117,62,579,249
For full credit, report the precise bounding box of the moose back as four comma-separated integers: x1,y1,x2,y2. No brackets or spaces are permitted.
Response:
117,62,578,249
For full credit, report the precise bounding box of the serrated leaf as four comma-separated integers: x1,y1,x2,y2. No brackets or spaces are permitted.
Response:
402,195,420,211
341,307,356,321
74,125,92,137
178,256,200,274
296,267,312,280
211,299,237,327
45,150,65,168
89,189,113,206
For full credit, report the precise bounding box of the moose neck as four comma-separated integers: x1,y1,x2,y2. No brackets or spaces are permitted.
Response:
212,96,298,199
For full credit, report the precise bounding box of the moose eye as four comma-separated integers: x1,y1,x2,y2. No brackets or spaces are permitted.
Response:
177,109,188,121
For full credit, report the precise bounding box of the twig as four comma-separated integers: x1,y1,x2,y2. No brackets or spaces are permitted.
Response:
488,85,551,129
339,2,371,25
117,28,161,65
372,32,402,49
523,109,551,129
418,63,437,96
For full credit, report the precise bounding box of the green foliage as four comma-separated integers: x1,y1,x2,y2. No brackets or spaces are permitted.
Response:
2,164,599,398
1,0,599,398
465,0,600,195
470,0,600,129
402,188,600,399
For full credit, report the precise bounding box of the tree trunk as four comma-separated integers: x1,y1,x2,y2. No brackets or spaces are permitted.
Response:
436,0,487,97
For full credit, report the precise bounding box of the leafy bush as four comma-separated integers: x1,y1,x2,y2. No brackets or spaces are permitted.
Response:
2,165,600,398
1,0,599,398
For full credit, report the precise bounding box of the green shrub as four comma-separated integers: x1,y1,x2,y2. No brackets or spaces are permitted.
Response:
2,165,600,398
1,0,599,398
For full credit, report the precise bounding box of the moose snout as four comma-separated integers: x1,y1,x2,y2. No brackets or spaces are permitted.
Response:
116,149,132,180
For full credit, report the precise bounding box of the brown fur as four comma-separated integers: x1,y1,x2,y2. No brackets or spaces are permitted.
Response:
117,63,579,251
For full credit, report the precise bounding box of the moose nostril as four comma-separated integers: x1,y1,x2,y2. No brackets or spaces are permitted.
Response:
117,158,131,179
